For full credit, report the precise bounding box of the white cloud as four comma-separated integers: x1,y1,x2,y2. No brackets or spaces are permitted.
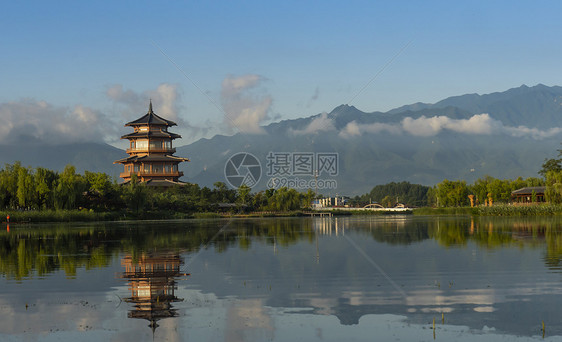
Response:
339,121,401,138
106,84,139,105
402,114,498,136
147,83,181,122
339,113,562,140
0,99,116,144
290,112,336,135
222,74,261,95
106,83,183,124
339,121,361,137
220,74,272,134
504,125,562,139
106,83,217,145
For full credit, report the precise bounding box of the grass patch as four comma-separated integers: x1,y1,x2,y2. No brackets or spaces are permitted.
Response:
348,210,412,216
0,210,123,223
476,204,562,216
414,204,562,216
193,212,222,219
413,207,477,216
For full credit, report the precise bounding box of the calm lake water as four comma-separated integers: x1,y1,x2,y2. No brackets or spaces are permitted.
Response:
1,215,562,341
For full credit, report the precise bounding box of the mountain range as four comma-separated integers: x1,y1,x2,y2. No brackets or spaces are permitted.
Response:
178,84,562,194
3,84,562,195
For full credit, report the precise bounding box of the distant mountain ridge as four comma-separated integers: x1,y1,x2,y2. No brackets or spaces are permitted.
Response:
178,84,562,194
387,84,562,128
2,84,562,194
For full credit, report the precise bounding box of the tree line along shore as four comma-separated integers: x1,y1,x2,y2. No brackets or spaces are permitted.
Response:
1,160,562,223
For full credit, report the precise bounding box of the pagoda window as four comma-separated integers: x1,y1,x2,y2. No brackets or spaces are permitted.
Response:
149,141,159,149
173,165,178,172
139,127,148,132
153,165,162,173
130,141,136,149
165,165,171,173
144,164,150,173
136,140,148,149
163,141,171,149
134,164,139,172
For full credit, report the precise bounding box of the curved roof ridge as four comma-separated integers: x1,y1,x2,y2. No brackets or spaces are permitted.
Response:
125,101,177,127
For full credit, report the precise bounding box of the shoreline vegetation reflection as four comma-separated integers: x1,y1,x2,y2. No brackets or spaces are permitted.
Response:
2,216,562,280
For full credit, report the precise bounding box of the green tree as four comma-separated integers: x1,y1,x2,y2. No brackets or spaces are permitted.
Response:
34,167,57,209
426,186,437,207
539,156,562,178
266,187,302,211
381,195,393,208
0,162,23,208
213,182,233,202
436,179,469,207
237,185,251,205
252,191,268,210
16,166,35,208
53,165,87,210
84,171,113,196
470,176,494,205
123,174,148,214
525,177,545,187
301,189,316,209
351,181,430,207
486,178,512,203
545,170,562,204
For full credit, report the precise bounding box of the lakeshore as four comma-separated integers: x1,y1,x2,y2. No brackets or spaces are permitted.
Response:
3,203,562,224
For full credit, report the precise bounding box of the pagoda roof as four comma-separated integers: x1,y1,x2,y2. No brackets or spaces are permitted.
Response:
125,101,177,127
114,154,190,164
121,130,181,140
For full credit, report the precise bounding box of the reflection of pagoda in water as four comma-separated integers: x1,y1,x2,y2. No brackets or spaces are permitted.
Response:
120,252,186,332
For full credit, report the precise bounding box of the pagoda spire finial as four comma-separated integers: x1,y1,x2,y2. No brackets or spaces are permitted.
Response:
148,99,153,114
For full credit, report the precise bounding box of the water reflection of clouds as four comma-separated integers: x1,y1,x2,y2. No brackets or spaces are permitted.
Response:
405,282,562,314
225,298,274,342
406,289,497,307
0,295,116,336
307,297,336,315
171,297,562,342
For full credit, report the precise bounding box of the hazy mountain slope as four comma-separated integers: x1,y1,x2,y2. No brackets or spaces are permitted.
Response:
388,84,562,128
0,143,123,178
179,85,562,194
178,127,558,195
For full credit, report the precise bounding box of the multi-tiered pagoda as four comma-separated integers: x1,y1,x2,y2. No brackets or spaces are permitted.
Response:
114,101,189,186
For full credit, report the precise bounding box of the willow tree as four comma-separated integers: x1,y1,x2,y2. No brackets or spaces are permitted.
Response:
545,170,562,204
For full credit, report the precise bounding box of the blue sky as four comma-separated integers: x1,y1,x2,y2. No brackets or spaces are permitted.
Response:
2,1,562,146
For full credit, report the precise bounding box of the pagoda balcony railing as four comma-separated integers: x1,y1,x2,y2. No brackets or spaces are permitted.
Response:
126,147,176,154
120,171,183,178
